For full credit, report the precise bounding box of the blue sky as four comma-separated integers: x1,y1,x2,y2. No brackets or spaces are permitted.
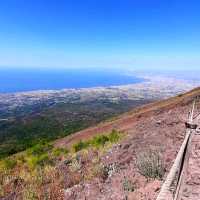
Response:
0,0,200,70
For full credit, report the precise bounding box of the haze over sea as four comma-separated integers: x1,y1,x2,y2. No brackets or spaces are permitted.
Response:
0,68,144,93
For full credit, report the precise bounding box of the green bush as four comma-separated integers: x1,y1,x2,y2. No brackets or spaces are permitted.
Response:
27,142,53,156
27,153,51,169
92,135,109,148
73,130,121,152
108,129,120,143
2,158,17,170
52,147,68,157
73,140,89,152
16,154,26,164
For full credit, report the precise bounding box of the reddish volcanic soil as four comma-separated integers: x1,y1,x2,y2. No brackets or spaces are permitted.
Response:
54,87,200,200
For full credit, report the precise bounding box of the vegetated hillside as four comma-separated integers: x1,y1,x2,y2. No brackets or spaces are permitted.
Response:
1,87,200,200
0,98,151,159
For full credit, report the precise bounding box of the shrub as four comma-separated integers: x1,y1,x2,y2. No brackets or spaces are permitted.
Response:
93,163,120,181
27,142,53,156
52,147,68,157
70,157,82,172
16,154,26,164
108,129,120,143
73,130,121,152
92,135,109,148
73,140,89,152
27,153,51,169
136,149,165,180
2,158,17,170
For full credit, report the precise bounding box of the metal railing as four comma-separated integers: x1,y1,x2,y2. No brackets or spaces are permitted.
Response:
156,100,197,200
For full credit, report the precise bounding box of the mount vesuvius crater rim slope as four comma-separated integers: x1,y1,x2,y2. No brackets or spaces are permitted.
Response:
54,87,200,200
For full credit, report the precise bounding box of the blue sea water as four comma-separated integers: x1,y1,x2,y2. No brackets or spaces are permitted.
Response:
0,68,144,93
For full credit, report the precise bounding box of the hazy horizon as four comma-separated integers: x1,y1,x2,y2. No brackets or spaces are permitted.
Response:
0,67,199,93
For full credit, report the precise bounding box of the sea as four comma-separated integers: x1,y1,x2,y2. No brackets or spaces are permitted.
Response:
0,67,144,93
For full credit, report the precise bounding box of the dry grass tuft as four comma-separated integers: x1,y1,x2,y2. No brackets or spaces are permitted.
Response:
136,149,165,180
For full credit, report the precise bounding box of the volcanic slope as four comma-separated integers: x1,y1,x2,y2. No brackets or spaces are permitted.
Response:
54,87,200,200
